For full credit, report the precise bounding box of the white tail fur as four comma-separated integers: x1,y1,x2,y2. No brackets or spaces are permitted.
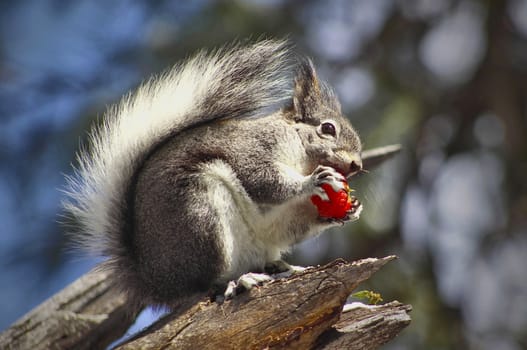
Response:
62,40,295,256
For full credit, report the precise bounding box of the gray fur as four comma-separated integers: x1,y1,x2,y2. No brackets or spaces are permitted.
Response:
63,40,363,311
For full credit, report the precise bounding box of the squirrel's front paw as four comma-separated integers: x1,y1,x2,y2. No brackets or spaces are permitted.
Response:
348,195,362,220
306,165,364,224
306,165,347,200
321,194,363,225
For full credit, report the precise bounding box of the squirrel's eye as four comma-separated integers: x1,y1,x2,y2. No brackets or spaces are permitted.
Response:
321,122,336,136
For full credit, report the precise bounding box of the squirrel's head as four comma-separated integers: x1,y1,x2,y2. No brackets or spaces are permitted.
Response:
285,59,362,178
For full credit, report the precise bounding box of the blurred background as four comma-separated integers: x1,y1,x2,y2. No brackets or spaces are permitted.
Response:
1,0,526,348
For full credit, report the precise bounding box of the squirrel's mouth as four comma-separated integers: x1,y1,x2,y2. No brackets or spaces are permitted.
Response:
323,151,363,179
321,162,362,180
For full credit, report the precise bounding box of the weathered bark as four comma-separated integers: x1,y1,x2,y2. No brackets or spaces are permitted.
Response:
116,256,410,349
0,256,411,350
0,268,139,350
315,301,411,349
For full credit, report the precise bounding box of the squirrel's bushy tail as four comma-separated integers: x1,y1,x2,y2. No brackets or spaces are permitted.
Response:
62,40,295,274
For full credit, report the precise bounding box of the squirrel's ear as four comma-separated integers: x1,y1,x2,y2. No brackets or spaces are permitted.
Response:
286,59,320,122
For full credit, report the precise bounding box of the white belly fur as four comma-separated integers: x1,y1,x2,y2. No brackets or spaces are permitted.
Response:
200,160,287,282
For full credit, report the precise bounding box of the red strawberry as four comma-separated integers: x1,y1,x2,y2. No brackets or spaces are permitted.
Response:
311,181,353,219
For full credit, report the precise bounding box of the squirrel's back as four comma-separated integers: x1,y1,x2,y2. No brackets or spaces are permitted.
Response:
63,40,294,260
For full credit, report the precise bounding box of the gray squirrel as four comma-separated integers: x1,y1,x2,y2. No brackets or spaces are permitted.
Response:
63,40,394,313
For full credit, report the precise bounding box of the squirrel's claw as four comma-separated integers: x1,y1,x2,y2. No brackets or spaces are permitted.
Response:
346,196,363,221
313,165,346,193
319,196,363,225
305,165,346,200
223,272,273,300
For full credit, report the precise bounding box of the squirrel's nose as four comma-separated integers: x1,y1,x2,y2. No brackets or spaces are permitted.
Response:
335,150,363,177
349,158,362,176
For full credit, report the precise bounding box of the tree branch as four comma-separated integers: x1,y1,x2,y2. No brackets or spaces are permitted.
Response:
0,268,139,350
0,256,411,350
117,256,410,349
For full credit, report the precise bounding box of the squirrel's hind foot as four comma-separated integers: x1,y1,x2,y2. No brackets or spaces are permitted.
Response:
222,272,274,300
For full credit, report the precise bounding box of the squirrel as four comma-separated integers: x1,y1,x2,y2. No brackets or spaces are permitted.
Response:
63,40,366,313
